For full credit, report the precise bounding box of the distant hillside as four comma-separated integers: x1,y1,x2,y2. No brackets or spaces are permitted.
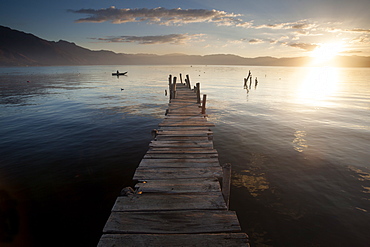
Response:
1,25,370,67
0,26,126,66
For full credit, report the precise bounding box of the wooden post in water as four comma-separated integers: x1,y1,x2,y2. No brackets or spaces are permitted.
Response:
180,73,183,84
169,75,173,100
173,77,177,99
186,74,191,89
201,94,207,114
222,163,231,209
196,82,201,104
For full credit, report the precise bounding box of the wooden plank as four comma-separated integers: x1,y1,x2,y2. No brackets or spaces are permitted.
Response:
167,109,202,113
160,124,210,127
149,148,215,153
138,158,219,166
137,162,220,168
161,119,208,123
164,116,205,120
157,127,213,133
150,145,214,149
167,107,200,111
168,101,199,104
133,167,222,180
160,120,210,125
140,157,219,166
112,192,227,211
143,153,218,159
103,210,241,234
149,141,213,148
134,178,221,193
147,149,218,154
150,140,213,145
157,130,213,135
155,136,211,141
159,123,215,127
165,114,205,116
98,233,250,247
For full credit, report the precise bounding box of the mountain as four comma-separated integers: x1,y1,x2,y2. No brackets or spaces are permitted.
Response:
1,25,370,67
0,26,127,66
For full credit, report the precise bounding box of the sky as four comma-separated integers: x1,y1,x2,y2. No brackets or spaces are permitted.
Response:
1,0,370,58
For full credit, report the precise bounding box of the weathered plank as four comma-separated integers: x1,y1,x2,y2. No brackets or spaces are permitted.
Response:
103,210,241,234
143,153,218,159
134,178,221,193
157,130,213,135
150,140,213,147
133,167,222,180
155,136,211,141
167,108,201,112
98,233,249,247
112,192,227,211
159,123,215,127
164,115,205,118
138,158,220,168
160,121,211,126
147,149,218,154
159,127,211,131
139,157,219,164
161,120,209,124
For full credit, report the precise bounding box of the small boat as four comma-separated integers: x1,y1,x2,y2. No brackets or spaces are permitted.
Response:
112,71,127,76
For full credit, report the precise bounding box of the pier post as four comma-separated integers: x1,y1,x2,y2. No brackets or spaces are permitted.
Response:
169,75,173,100
222,163,231,209
186,74,191,88
196,83,201,104
180,73,183,84
201,94,207,114
173,77,177,99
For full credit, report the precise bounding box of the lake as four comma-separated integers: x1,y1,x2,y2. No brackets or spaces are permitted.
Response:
0,65,369,246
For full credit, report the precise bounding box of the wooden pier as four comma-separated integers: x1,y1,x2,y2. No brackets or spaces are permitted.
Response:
98,75,249,246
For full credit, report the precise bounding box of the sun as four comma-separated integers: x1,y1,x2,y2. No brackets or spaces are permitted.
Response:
310,42,344,66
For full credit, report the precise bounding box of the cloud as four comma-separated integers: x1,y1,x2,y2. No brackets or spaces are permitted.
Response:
284,42,318,51
254,20,316,30
69,6,252,27
346,28,370,33
91,34,204,45
351,35,370,44
340,50,362,54
248,38,264,44
245,35,289,45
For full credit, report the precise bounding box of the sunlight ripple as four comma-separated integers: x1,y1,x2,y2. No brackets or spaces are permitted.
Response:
296,67,339,107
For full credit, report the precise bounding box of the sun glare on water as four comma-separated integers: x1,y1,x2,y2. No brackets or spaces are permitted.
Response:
310,42,344,66
296,66,340,107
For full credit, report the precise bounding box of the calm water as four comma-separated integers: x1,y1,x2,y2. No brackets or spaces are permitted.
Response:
0,65,369,246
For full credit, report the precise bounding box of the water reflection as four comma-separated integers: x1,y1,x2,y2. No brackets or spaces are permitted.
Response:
232,167,269,197
296,67,340,107
292,130,308,152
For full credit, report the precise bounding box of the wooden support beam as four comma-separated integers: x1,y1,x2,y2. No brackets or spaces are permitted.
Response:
186,74,191,88
201,94,207,114
222,163,231,209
